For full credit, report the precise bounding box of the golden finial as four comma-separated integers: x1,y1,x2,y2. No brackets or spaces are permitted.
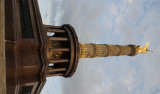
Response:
137,42,152,54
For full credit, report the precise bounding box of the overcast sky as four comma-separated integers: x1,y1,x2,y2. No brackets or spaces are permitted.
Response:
38,0,160,94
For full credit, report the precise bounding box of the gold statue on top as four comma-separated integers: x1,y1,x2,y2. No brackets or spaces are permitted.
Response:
137,42,152,54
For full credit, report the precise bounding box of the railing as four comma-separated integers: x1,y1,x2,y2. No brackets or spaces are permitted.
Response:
45,25,69,77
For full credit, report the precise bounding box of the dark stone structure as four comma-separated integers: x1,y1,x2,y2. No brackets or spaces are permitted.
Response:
5,0,79,93
5,0,48,93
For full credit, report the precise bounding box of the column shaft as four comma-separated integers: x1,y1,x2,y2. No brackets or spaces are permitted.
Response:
48,68,67,72
79,43,137,58
46,73,63,77
48,37,68,41
44,25,61,29
47,29,65,33
49,59,69,64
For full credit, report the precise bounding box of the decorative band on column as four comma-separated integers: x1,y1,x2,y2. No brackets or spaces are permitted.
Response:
108,45,114,56
128,45,137,56
92,44,106,57
79,43,97,58
116,45,122,56
92,44,98,57
103,44,109,57
90,44,96,58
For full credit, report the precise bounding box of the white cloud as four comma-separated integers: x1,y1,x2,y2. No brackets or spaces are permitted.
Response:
128,0,134,4
105,81,129,94
54,10,63,25
38,0,160,94
110,4,118,16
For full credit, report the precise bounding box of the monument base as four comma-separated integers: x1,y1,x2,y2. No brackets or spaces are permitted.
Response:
5,0,48,93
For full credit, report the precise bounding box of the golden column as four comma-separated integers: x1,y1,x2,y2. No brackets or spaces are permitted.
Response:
79,43,138,58
45,24,152,77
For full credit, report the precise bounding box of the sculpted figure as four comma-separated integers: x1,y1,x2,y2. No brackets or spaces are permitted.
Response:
137,42,152,54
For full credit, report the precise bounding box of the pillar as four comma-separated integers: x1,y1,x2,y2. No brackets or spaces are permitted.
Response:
79,43,137,59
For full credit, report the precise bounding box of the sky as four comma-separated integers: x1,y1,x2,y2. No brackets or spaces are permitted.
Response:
38,0,160,94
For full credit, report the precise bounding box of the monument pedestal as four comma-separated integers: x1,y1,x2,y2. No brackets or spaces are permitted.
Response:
5,0,48,93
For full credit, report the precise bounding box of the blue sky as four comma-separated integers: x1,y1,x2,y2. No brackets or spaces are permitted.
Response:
38,0,160,94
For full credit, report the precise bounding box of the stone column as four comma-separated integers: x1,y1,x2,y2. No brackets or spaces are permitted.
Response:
79,43,137,58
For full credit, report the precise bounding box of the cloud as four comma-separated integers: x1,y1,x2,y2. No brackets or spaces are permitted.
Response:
38,0,160,94
110,4,118,16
